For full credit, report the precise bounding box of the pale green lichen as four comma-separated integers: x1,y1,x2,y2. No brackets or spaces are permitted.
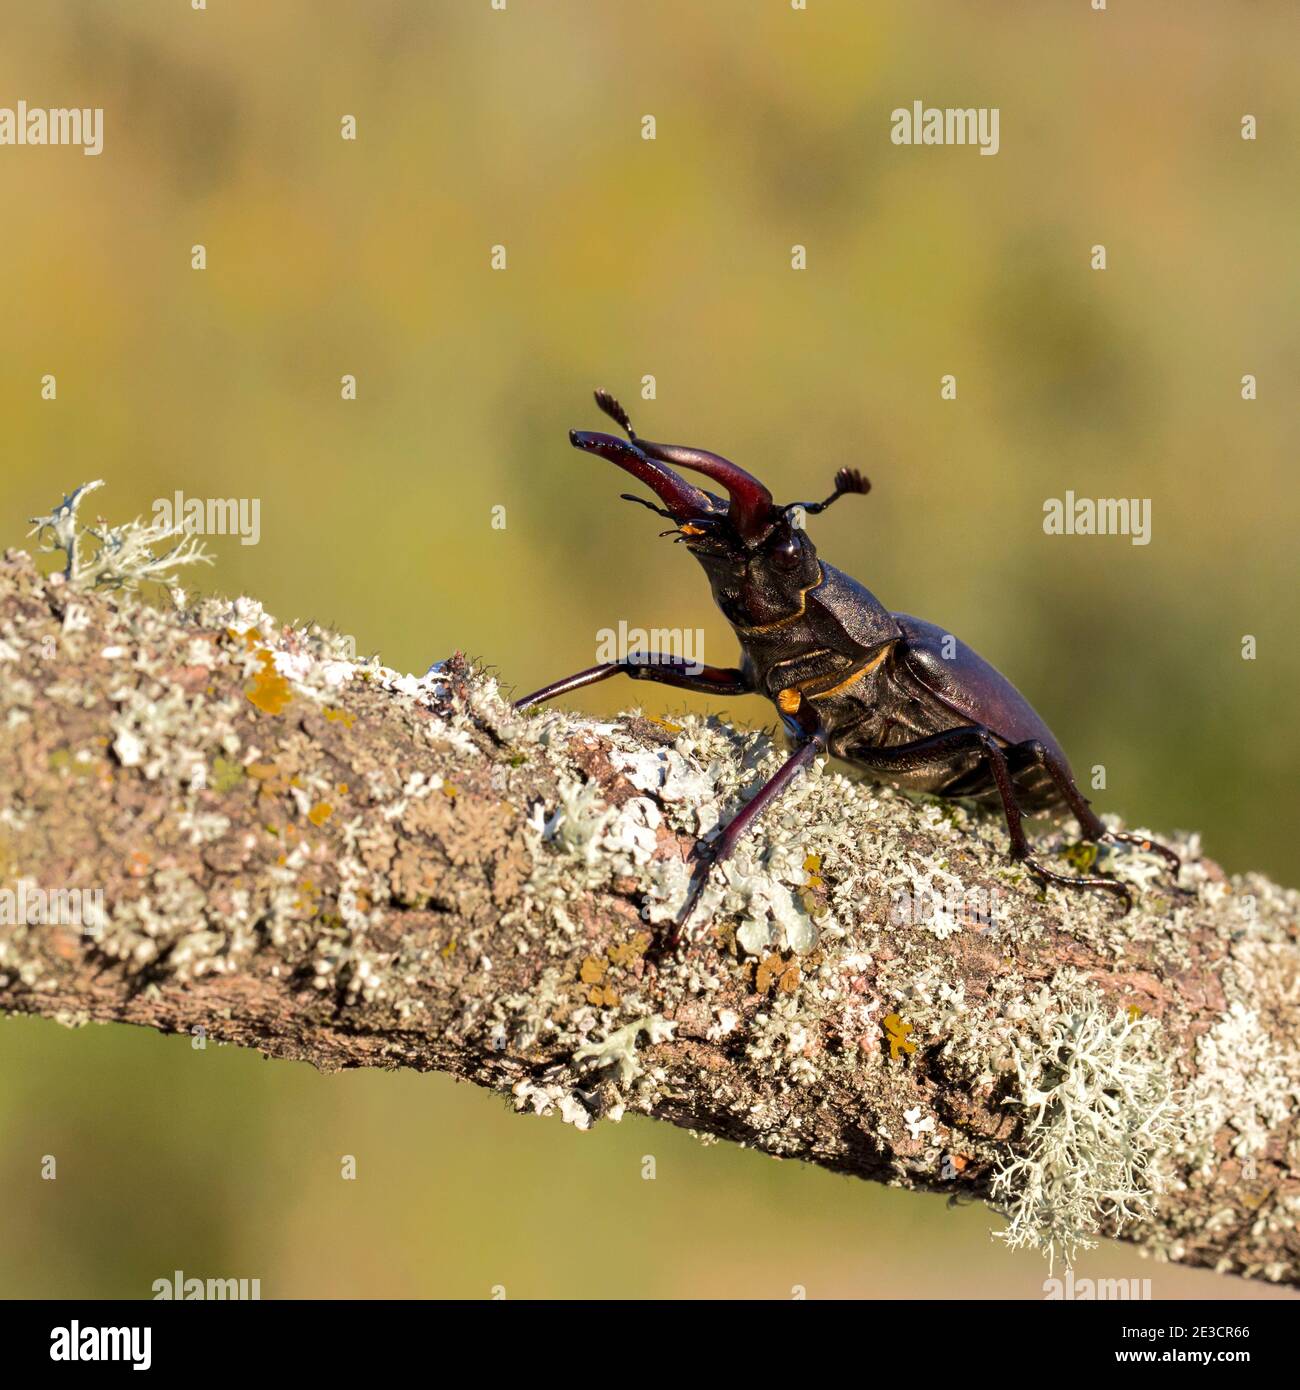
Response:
989,972,1183,1269
573,1015,676,1086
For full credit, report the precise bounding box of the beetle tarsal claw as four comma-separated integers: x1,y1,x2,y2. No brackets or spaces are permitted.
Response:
663,865,714,954
1100,829,1182,874
1020,855,1134,915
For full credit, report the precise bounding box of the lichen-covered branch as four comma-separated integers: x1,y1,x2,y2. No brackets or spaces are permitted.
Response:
1,541,1297,1287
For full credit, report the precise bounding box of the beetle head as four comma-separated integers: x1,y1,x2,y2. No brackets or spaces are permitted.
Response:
568,390,871,625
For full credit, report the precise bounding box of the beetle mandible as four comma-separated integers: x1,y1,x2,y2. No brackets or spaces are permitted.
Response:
516,390,1180,938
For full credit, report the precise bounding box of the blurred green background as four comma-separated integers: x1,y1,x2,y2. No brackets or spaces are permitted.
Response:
1,1,1296,1299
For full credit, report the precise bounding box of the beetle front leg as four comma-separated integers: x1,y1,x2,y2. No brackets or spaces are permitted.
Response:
515,655,753,710
1007,739,1182,877
849,726,1135,912
674,697,828,946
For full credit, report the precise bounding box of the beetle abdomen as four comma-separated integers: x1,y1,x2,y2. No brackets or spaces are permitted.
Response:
826,614,1072,811
892,614,1062,748
892,613,1068,808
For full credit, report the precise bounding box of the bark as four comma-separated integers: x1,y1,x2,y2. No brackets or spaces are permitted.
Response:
0,548,1296,1287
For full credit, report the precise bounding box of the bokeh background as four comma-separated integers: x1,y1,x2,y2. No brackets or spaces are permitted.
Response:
1,0,1296,1299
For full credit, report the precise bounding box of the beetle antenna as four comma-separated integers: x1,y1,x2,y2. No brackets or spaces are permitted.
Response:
794,467,872,516
619,492,674,519
595,389,638,440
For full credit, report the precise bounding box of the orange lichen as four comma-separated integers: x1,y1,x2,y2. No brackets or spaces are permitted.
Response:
756,952,800,995
643,714,683,734
579,956,606,985
307,802,333,827
884,1013,917,1060
607,931,652,967
324,706,355,729
245,649,292,715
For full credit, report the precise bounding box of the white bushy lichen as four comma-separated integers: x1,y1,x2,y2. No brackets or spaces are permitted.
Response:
29,481,212,589
1182,1000,1300,1177
989,972,1183,1269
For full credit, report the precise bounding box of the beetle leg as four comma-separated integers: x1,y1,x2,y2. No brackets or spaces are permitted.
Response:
848,726,1134,912
1008,739,1182,877
673,697,828,946
515,655,752,710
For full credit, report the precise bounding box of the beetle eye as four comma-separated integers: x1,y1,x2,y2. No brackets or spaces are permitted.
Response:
772,534,801,569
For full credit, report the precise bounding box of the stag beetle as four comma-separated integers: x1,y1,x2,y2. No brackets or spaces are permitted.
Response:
517,390,1180,937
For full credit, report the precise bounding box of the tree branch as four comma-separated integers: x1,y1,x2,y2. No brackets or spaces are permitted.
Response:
1,546,1296,1287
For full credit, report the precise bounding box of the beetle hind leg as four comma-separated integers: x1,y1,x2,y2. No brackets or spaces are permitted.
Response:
1013,850,1133,913
1008,739,1182,879
969,733,1134,912
847,726,1135,912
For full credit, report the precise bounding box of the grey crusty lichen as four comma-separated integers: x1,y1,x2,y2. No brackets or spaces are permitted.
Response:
2,487,1298,1285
